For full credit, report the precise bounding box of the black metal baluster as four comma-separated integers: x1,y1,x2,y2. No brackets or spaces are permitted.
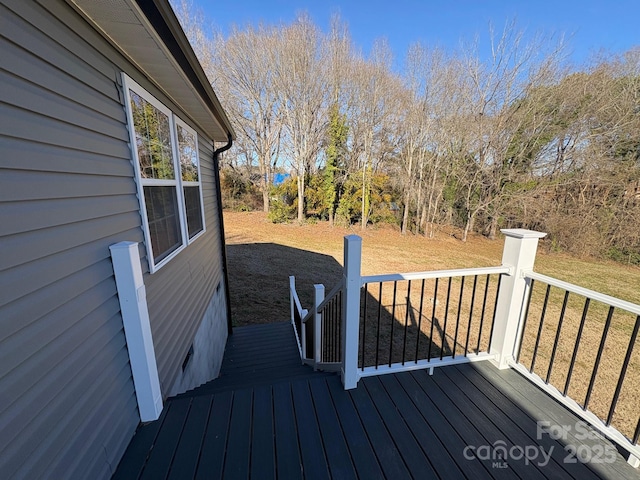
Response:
332,298,336,362
330,298,334,361
530,284,551,373
375,282,383,369
361,284,368,369
338,291,343,361
389,281,398,367
327,305,335,362
402,281,412,365
320,305,324,362
335,295,339,361
322,304,327,363
440,278,453,360
415,279,426,363
546,290,570,384
606,315,640,426
336,295,340,361
324,304,329,362
633,417,640,445
331,296,335,361
487,274,503,350
476,275,491,354
428,278,439,360
515,278,535,364
465,276,478,356
336,292,339,360
564,298,591,396
325,305,333,362
584,306,615,410
452,277,465,358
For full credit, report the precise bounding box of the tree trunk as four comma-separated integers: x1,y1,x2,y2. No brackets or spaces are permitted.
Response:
361,164,369,229
401,190,411,235
262,188,270,212
400,202,409,235
419,204,427,236
462,211,475,242
488,216,498,240
297,175,305,222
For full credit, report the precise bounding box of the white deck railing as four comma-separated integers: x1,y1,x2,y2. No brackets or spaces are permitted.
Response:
512,270,640,467
289,276,343,371
290,229,639,467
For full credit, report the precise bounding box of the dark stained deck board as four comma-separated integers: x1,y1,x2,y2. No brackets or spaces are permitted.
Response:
431,367,551,479
139,398,191,480
250,385,276,480
391,371,496,480
425,368,547,480
273,382,303,480
448,364,602,480
166,395,212,480
112,404,170,480
348,380,412,479
361,377,438,478
114,322,640,480
473,361,640,480
291,381,331,480
194,390,233,480
325,376,385,479
376,373,468,479
222,388,253,479
409,370,522,479
307,379,358,480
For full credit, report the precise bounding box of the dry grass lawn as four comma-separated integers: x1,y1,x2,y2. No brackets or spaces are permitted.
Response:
224,211,640,441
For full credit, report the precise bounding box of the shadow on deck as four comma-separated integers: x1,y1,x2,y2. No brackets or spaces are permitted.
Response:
113,322,639,479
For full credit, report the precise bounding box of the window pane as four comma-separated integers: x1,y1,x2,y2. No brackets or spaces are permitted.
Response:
144,186,182,262
177,125,199,182
130,90,175,180
184,186,203,239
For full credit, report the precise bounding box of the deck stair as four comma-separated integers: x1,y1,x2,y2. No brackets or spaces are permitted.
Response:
178,322,334,397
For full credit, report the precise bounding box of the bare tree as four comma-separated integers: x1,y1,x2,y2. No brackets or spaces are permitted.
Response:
212,26,284,212
272,15,328,222
344,40,402,228
459,20,566,240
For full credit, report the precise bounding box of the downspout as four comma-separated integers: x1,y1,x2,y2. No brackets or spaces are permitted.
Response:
213,133,234,335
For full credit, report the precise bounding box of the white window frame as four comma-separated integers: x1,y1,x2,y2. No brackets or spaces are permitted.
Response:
122,73,206,273
175,117,206,244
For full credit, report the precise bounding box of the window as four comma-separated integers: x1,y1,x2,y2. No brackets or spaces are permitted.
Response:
176,119,205,240
123,74,206,272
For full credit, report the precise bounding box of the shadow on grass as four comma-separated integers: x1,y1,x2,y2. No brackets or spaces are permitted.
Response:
226,242,486,370
226,242,343,326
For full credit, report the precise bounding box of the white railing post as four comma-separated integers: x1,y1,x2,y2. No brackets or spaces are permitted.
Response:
342,235,362,389
289,276,295,326
314,284,325,367
110,242,163,421
490,229,547,369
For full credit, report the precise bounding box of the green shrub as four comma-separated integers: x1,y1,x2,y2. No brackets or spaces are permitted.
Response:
607,247,640,266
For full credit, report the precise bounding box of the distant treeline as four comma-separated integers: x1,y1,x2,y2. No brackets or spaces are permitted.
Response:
176,3,640,264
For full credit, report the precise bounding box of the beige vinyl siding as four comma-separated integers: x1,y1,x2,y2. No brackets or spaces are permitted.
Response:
0,0,227,478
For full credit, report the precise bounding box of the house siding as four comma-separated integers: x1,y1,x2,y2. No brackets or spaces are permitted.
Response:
0,0,228,478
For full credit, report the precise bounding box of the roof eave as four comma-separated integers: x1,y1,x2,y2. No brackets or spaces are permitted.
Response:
67,0,235,142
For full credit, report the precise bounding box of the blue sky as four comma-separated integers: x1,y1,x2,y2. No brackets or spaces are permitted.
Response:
198,0,638,66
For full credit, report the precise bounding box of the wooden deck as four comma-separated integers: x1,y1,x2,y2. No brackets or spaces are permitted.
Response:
113,322,639,479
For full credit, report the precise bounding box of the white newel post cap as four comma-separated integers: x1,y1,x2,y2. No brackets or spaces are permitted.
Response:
500,229,547,240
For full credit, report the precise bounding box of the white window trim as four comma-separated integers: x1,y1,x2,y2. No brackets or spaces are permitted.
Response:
174,116,206,244
122,73,206,273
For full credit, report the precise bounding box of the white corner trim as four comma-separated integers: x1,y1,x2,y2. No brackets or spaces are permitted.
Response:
110,241,163,421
